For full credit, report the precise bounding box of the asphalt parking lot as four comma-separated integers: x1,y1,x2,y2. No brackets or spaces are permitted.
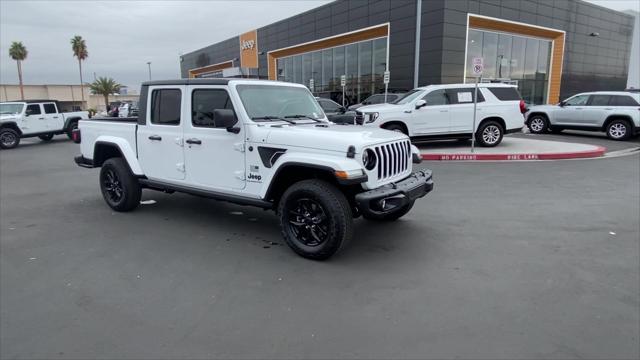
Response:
1,134,639,359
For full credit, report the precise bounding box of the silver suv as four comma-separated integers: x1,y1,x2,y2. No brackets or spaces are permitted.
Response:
525,91,640,140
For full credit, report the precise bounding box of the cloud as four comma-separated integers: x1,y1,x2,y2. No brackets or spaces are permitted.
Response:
1,0,331,89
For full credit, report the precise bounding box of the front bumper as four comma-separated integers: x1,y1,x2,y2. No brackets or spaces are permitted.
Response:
355,169,433,217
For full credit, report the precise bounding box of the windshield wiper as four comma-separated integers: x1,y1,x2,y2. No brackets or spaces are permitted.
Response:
284,114,323,123
251,116,296,124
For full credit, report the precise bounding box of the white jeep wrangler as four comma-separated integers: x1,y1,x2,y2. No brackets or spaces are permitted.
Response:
74,79,433,260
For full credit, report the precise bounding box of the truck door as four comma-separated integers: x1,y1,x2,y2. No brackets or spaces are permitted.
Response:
412,89,450,134
42,102,63,131
183,86,246,190
23,104,47,134
137,86,186,181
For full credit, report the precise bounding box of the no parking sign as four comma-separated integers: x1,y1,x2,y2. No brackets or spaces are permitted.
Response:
472,57,483,77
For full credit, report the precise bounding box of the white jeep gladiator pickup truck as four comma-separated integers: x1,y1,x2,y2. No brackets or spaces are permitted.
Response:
0,100,88,149
74,79,434,260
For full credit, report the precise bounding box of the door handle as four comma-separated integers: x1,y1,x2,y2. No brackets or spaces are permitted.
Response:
439,110,448,112
186,138,202,145
148,135,162,141
53,116,59,119
38,117,45,120
604,108,613,110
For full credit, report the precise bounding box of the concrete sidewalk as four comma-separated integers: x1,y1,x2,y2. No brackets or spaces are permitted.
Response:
419,137,607,161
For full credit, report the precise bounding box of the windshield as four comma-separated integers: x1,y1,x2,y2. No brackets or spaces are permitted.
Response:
236,85,326,122
392,89,425,105
0,103,25,115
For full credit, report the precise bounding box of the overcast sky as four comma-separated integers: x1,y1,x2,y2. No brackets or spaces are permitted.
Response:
1,0,638,90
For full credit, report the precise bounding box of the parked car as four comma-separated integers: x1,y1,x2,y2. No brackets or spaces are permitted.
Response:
347,93,405,111
355,83,526,147
74,79,433,260
315,97,357,124
526,91,640,140
0,100,89,149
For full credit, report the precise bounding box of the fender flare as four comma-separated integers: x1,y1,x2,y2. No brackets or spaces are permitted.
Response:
63,117,81,130
0,121,23,135
260,153,363,199
93,136,144,175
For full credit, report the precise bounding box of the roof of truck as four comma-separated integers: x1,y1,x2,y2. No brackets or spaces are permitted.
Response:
142,78,243,86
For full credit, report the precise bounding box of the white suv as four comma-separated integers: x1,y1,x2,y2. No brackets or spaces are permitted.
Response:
355,83,526,147
526,91,640,140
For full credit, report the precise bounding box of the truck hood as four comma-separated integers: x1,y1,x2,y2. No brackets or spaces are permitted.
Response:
0,115,19,122
263,123,407,153
526,104,559,114
357,103,406,113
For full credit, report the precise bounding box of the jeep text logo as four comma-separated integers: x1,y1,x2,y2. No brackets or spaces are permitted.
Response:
241,40,255,50
247,173,262,181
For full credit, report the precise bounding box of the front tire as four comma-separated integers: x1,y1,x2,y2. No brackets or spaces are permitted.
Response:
528,115,549,134
99,158,141,212
363,200,414,221
38,133,54,141
476,121,504,147
0,128,20,149
278,179,353,260
606,119,632,141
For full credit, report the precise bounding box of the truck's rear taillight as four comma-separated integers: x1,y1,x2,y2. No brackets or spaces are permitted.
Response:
519,100,527,114
71,128,81,143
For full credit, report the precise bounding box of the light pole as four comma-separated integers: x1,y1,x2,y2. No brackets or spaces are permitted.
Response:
146,62,152,81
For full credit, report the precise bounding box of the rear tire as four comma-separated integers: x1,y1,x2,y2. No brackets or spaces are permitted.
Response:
0,128,20,149
363,200,414,221
383,123,407,135
527,115,549,134
476,121,504,147
278,179,352,260
66,121,78,139
99,158,141,212
38,133,54,141
606,119,632,141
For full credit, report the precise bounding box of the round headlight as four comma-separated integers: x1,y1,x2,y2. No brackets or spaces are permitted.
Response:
363,149,377,170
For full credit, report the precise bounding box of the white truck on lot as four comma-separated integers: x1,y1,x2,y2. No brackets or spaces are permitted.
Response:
74,79,434,260
525,91,640,140
0,100,88,149
354,83,527,147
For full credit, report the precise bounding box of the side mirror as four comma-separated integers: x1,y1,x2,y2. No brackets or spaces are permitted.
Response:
25,109,34,116
213,109,239,133
339,106,346,114
559,101,566,107
415,99,427,109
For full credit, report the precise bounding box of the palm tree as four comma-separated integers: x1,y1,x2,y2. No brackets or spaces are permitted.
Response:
71,35,88,106
8,42,28,100
89,77,121,112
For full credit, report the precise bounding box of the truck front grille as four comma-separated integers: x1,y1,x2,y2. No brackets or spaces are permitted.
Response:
372,140,411,180
355,111,365,125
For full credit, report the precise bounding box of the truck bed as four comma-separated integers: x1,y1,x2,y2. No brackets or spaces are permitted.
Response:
83,117,138,123
79,119,138,161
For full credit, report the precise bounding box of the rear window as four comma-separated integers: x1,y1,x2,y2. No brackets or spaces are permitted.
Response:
150,89,181,125
610,95,639,106
487,87,522,101
43,103,57,114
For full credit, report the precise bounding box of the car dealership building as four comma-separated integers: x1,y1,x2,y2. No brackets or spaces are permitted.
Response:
180,0,636,106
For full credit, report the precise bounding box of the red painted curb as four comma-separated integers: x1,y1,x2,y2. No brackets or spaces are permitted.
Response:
420,146,607,161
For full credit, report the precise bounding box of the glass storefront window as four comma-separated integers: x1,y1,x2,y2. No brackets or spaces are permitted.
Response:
466,29,552,105
302,53,312,87
276,36,388,106
359,41,373,101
